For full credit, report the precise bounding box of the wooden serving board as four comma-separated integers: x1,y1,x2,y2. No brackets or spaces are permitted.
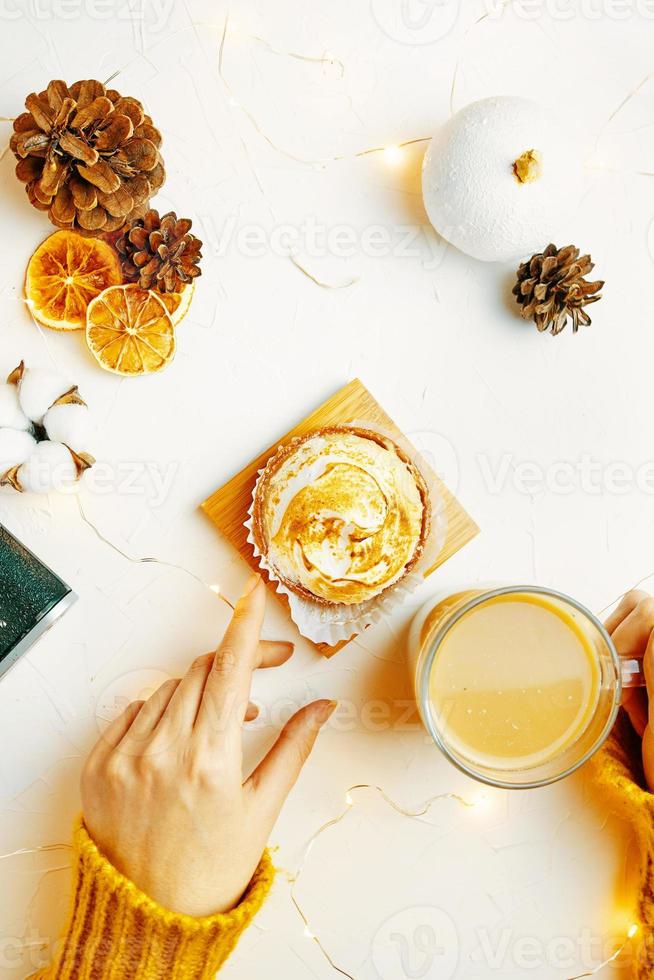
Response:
201,379,479,656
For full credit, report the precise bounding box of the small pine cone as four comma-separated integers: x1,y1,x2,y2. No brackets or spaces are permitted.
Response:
513,244,604,336
116,209,203,293
11,79,165,234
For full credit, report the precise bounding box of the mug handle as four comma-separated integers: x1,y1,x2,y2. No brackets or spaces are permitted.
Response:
621,657,647,688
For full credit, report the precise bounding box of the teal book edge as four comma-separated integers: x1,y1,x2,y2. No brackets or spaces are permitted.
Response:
0,523,76,681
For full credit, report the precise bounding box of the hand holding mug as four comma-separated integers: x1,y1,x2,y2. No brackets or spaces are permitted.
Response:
606,590,654,792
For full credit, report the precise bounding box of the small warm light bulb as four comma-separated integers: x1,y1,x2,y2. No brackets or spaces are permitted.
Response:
303,925,315,939
345,792,354,807
628,924,639,939
474,792,490,810
383,145,404,166
229,96,240,108
209,584,222,595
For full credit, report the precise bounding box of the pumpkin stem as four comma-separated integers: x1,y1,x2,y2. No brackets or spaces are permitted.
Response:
513,149,542,184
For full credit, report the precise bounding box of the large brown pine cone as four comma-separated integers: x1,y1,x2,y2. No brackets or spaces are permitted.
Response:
11,79,165,233
116,209,202,293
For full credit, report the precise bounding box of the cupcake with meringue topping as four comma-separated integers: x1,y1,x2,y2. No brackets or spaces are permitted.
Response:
250,425,431,606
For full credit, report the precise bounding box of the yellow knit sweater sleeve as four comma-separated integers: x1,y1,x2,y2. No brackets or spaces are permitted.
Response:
29,819,275,980
590,711,654,979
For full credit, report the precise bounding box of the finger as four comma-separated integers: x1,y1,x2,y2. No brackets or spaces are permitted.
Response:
622,631,654,742
258,640,294,668
623,689,648,738
245,701,259,722
94,699,145,754
158,653,215,735
604,590,651,635
645,632,654,724
610,598,654,659
120,678,181,750
196,575,266,743
246,700,336,816
643,727,654,792
159,640,293,740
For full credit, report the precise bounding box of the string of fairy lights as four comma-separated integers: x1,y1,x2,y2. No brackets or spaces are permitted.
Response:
71,499,643,977
210,19,649,970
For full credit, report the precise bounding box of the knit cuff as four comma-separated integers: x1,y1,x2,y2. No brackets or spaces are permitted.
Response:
32,819,274,980
591,711,654,978
591,710,654,818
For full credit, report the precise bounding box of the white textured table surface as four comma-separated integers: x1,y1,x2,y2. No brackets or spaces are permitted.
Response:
1,2,653,977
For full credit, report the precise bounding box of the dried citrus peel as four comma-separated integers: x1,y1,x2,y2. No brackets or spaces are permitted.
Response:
25,230,122,331
86,284,175,376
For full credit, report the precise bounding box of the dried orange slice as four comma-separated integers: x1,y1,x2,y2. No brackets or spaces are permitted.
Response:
86,285,175,376
25,230,122,331
158,281,195,326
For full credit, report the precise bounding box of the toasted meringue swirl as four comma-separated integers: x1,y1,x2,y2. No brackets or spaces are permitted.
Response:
256,429,427,605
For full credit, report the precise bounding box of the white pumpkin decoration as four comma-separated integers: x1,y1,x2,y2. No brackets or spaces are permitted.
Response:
0,361,94,494
422,96,581,263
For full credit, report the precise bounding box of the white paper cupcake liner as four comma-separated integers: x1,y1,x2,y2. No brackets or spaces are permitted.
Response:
245,420,448,646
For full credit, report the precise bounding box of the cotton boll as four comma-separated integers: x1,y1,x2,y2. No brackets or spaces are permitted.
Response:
18,368,71,423
44,403,91,448
0,384,31,431
0,428,36,474
17,441,78,494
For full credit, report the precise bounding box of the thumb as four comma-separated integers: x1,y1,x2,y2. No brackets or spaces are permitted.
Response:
246,699,336,816
643,727,654,793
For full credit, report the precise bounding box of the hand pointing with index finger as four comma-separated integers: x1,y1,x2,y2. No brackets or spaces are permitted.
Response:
82,575,336,917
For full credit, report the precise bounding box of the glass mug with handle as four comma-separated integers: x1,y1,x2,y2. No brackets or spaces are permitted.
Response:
408,585,644,790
